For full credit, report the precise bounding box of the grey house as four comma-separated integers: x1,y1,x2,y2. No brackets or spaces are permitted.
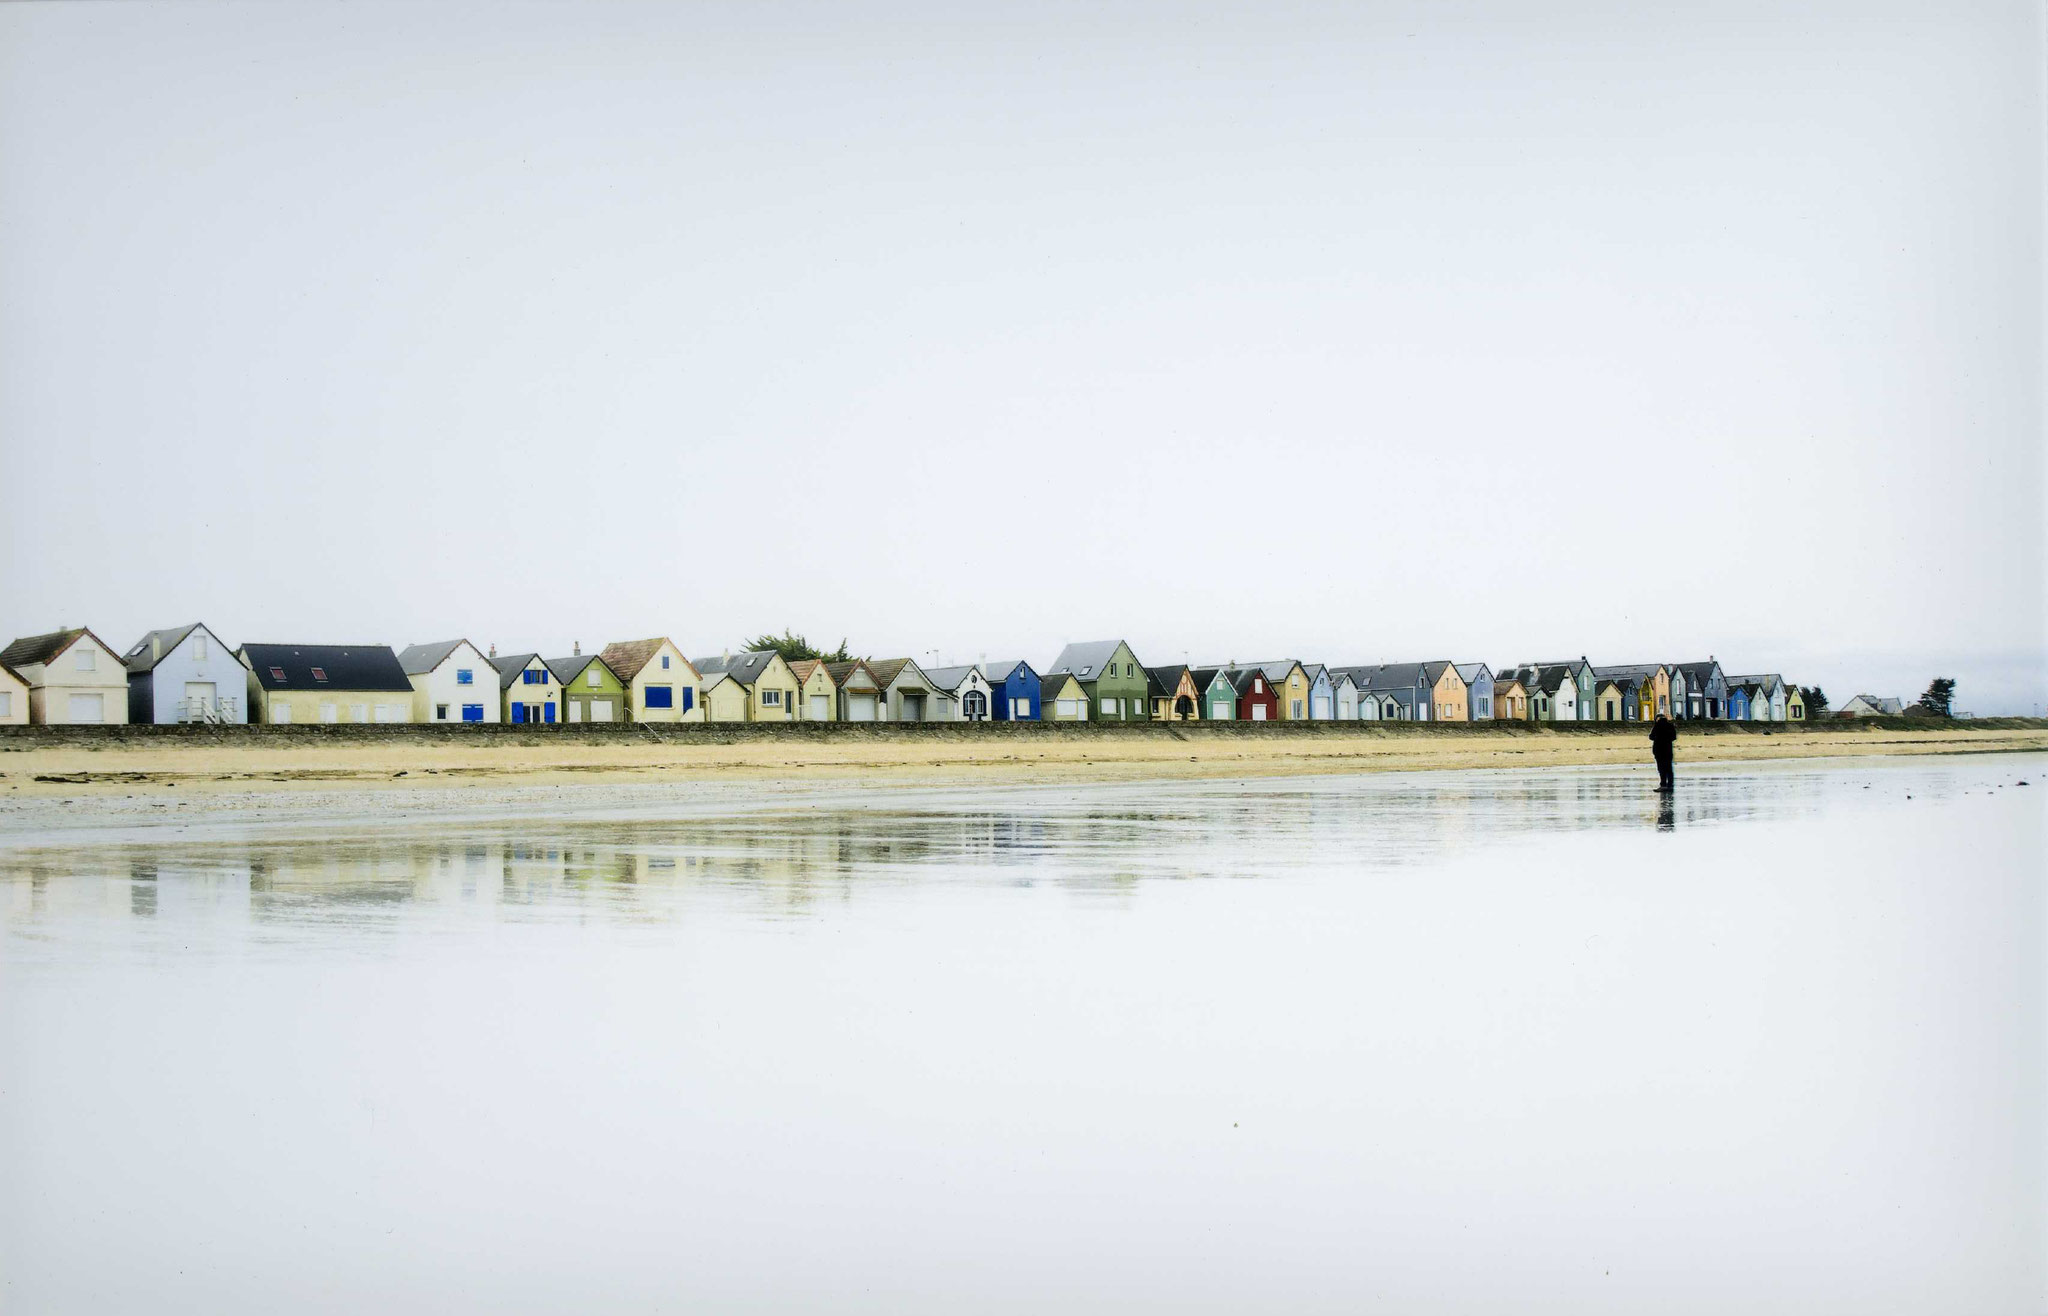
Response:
123,622,247,723
1673,660,1728,719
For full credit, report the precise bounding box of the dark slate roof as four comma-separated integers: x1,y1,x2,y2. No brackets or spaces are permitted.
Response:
396,639,475,676
924,664,982,692
1,628,99,670
1226,667,1267,695
692,651,780,687
545,653,610,686
1189,666,1229,691
1146,664,1190,699
984,659,1035,684
491,653,549,690
123,623,203,674
1046,640,1133,678
1673,661,1724,687
241,643,411,693
1594,663,1666,681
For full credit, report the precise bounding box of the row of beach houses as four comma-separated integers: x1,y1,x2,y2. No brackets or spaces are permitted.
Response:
0,625,1815,728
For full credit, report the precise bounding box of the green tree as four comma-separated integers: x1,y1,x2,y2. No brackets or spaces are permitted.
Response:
1915,677,1956,718
743,630,853,664
1798,685,1829,718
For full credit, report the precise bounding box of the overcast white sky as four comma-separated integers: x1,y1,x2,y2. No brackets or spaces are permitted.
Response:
2,2,2041,710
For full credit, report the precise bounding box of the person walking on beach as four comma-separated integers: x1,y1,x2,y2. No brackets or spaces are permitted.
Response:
1650,714,1677,791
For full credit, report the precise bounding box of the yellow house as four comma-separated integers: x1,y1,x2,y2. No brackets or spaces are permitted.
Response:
239,643,415,724
0,660,30,725
1492,675,1529,721
1041,671,1090,720
1595,678,1629,721
1253,662,1312,720
491,652,562,725
692,650,803,722
1148,665,1203,720
1786,687,1806,721
599,637,703,722
788,659,839,721
1425,661,1470,721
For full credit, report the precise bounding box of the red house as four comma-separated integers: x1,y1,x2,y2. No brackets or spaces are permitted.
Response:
1229,667,1280,722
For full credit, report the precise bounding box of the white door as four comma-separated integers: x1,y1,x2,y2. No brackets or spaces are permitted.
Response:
67,693,104,723
272,701,292,724
848,693,877,722
374,704,402,723
320,703,339,723
809,694,830,720
568,701,582,723
184,681,216,715
1252,705,1267,721
591,699,614,722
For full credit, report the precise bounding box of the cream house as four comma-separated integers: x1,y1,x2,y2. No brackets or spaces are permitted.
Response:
788,659,840,721
823,660,885,720
692,651,802,722
0,660,30,725
0,628,130,724
599,637,702,722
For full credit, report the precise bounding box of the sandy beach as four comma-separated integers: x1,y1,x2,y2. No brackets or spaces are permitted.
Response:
2,721,2042,843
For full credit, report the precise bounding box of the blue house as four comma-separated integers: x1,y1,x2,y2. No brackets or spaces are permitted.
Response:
1727,683,1752,720
1456,663,1494,721
1674,660,1728,719
123,622,248,723
984,659,1041,721
1303,664,1335,719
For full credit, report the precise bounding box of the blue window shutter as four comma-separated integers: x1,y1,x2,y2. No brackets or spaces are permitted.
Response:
544,702,555,723
457,669,472,685
682,688,694,712
512,702,524,722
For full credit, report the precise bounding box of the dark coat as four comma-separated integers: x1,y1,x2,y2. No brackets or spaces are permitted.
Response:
1649,718,1677,752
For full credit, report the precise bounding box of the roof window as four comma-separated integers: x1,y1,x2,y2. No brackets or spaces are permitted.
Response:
311,667,328,682
269,667,286,682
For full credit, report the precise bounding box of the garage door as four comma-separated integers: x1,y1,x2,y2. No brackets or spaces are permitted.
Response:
848,693,877,721
809,694,831,720
590,699,614,723
67,693,104,723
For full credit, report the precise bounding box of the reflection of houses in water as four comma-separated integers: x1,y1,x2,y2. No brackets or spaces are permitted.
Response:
0,766,1850,938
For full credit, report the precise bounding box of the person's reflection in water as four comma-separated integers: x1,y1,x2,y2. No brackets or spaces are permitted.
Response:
1657,792,1676,832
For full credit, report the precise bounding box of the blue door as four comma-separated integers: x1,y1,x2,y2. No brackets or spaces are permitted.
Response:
512,701,525,723
461,703,484,722
544,702,556,723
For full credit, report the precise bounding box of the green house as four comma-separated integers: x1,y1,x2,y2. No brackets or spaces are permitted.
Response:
1191,666,1237,720
1046,639,1150,722
547,649,629,723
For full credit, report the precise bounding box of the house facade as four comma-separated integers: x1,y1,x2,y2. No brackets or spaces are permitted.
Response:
600,638,702,722
1,628,130,724
1189,667,1235,720
1040,671,1090,720
492,653,561,724
1226,666,1280,721
1674,660,1728,719
1727,673,1787,721
1424,662,1469,721
824,660,885,721
694,651,802,722
549,650,628,722
788,660,840,721
123,622,247,724
1786,688,1807,721
0,662,26,725
925,665,994,721
1456,664,1494,721
867,658,941,722
397,639,499,724
1046,640,1149,722
240,643,414,723
1492,674,1530,721
1146,665,1202,720
985,660,1041,721
1838,694,1903,717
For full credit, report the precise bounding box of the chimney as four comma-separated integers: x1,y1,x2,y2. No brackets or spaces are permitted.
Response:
488,643,497,658
573,640,581,656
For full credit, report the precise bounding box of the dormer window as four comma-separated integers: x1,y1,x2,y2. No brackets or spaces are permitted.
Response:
269,667,286,682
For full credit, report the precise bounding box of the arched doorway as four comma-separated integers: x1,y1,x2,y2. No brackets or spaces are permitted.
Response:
962,690,988,721
1174,695,1194,719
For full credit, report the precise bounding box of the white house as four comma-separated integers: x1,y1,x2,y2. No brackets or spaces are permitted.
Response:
123,622,247,723
0,628,130,724
1838,694,1905,718
924,664,994,721
397,639,500,724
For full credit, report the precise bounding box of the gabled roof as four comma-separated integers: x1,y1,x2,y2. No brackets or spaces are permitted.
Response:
1422,660,1460,685
923,664,984,692
2,627,115,671
1531,657,1595,676
123,623,206,674
1673,660,1724,685
396,639,480,676
601,638,694,684
699,672,734,695
1039,669,1085,694
1189,666,1230,691
823,659,877,689
1226,667,1268,696
240,643,412,693
984,659,1035,684
866,658,932,690
1499,663,1576,694
1046,640,1135,678
788,659,821,683
545,652,616,687
1594,663,1667,681
692,651,782,688
490,653,549,690
1454,662,1490,686
1146,664,1190,699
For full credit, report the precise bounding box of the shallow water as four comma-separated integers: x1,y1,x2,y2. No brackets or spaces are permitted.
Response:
3,756,2043,1314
